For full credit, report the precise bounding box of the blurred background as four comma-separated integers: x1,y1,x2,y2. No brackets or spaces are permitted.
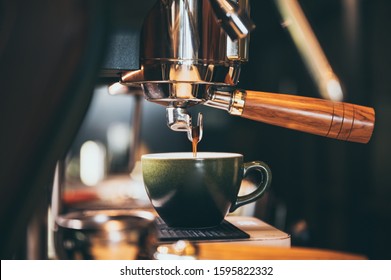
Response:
1,0,390,259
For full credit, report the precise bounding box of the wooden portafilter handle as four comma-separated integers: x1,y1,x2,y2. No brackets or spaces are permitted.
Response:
240,90,375,143
207,88,375,143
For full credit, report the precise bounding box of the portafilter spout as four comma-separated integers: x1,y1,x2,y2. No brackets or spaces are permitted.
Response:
166,107,203,143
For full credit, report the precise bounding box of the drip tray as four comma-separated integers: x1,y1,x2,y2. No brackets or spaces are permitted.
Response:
155,217,250,242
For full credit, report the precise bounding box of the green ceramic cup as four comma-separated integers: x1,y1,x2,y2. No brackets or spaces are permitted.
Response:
141,152,272,228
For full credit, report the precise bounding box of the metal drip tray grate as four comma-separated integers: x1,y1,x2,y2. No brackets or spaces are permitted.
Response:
155,217,250,242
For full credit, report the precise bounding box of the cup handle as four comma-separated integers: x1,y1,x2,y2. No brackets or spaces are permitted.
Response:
229,161,272,212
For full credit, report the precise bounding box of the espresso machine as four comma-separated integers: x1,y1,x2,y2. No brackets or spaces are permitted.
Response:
0,0,375,259
110,0,374,144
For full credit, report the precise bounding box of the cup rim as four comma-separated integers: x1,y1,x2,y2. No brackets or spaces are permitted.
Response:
141,152,243,160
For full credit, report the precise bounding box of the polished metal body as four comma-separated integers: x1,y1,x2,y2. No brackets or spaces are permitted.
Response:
118,0,253,140
137,0,251,105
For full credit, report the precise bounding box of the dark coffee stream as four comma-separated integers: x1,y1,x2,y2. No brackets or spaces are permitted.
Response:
191,126,199,158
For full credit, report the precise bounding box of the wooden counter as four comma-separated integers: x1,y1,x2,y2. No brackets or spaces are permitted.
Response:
198,243,367,260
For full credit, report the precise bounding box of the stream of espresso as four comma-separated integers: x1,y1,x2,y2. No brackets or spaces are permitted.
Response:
191,126,199,157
